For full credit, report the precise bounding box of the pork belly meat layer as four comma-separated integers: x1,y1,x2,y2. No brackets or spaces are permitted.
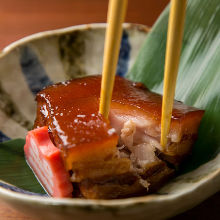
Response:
33,75,204,199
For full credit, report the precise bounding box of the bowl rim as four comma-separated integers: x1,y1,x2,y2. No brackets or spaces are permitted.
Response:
0,165,219,208
0,23,149,58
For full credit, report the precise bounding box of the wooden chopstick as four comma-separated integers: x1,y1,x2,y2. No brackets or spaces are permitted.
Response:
160,0,187,148
99,0,128,119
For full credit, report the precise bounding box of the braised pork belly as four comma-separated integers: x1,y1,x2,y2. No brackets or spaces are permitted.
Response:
30,75,204,199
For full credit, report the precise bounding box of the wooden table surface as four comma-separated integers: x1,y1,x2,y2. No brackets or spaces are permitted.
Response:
0,0,219,219
0,0,169,50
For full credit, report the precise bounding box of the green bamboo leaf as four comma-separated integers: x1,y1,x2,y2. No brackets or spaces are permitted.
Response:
128,0,220,170
0,139,45,193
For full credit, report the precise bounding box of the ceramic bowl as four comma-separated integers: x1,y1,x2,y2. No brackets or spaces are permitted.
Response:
0,23,219,220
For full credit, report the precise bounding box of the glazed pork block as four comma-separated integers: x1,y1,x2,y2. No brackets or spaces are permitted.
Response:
26,75,204,199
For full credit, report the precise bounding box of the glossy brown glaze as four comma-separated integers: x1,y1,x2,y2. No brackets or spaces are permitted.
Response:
35,92,118,170
37,75,204,121
35,75,204,168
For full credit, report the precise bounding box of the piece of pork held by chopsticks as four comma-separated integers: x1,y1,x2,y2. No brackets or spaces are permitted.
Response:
25,75,204,199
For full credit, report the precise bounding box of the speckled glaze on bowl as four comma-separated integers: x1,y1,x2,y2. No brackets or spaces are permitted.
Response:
0,23,219,220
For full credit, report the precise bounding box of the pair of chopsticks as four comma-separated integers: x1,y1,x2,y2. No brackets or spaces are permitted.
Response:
99,0,187,148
